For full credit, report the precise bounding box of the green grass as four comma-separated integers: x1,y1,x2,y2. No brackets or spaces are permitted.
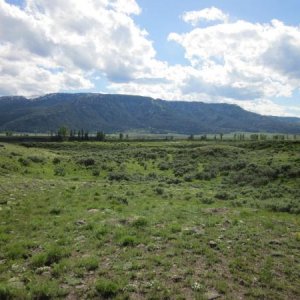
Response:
0,140,299,299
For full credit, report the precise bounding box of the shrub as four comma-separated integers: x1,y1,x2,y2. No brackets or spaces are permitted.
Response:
132,217,148,228
174,166,195,177
28,156,45,163
108,172,129,181
52,157,61,164
49,208,61,215
196,170,217,180
5,243,28,259
78,158,95,167
18,157,30,166
29,281,66,299
107,195,129,205
95,226,108,239
158,162,170,171
119,236,137,247
78,256,99,271
95,279,119,298
92,169,100,176
0,284,15,299
166,178,181,184
31,246,70,267
265,199,300,214
184,174,194,182
54,166,66,176
201,198,215,204
154,187,164,195
215,191,233,201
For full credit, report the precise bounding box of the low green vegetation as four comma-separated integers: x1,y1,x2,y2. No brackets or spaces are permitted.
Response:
0,140,299,299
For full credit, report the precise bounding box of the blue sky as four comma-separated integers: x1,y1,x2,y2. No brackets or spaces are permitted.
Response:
1,0,300,116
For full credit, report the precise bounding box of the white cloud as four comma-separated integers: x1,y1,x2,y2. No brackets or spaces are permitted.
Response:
182,7,228,26
168,17,300,103
225,98,293,117
0,2,299,117
0,0,159,95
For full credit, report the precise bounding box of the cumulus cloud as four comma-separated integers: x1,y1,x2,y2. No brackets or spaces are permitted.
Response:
0,2,299,117
168,18,300,104
0,0,160,95
182,7,228,26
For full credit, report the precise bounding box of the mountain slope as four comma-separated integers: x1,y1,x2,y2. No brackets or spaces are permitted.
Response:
0,93,299,134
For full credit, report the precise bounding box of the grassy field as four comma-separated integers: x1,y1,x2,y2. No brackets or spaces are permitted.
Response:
0,140,299,299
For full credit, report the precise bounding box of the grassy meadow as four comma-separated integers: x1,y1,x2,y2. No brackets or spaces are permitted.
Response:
0,140,299,299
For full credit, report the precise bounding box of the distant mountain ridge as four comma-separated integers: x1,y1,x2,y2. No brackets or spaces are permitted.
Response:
0,93,300,134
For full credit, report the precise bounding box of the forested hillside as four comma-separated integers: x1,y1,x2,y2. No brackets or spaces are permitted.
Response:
1,93,299,133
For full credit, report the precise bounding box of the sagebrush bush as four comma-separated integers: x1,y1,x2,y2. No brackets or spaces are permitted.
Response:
54,166,66,176
28,156,45,163
52,157,61,164
95,279,120,298
131,217,148,228
18,157,30,166
108,172,129,181
78,158,95,166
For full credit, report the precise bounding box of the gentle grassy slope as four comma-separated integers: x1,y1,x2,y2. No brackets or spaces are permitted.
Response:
0,141,299,299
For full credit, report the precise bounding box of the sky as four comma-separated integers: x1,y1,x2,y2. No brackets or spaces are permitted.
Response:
1,0,300,117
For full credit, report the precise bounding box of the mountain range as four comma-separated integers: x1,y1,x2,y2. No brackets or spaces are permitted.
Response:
0,93,299,134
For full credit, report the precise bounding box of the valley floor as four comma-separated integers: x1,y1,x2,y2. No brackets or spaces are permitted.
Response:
0,140,299,299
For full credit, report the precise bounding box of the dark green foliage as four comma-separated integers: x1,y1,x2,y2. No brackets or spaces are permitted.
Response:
265,199,300,214
96,131,106,141
154,187,164,195
0,284,15,300
18,157,30,166
119,236,137,247
27,156,45,163
77,158,95,166
1,93,300,133
215,191,235,201
95,279,120,298
201,197,215,204
108,172,129,181
31,246,70,267
49,207,61,215
54,166,66,176
78,256,99,271
92,169,100,176
52,157,60,164
29,281,65,299
131,217,148,228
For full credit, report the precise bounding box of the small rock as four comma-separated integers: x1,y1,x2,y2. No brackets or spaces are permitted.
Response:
137,244,146,249
8,277,24,289
75,220,87,226
88,209,99,213
172,275,184,283
75,284,86,290
11,264,25,273
204,291,221,300
74,235,85,241
271,251,285,257
209,241,218,248
36,266,51,274
269,240,282,245
183,227,204,236
124,283,138,292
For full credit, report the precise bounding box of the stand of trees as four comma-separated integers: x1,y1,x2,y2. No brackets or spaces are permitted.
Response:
55,127,106,141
